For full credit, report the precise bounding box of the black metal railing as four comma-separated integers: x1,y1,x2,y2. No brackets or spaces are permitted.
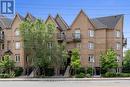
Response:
73,33,81,42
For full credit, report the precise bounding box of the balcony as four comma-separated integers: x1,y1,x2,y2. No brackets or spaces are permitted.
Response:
123,38,127,47
57,33,65,42
73,33,81,42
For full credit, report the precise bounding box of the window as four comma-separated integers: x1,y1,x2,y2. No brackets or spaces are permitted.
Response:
25,55,29,62
1,44,4,49
117,55,120,62
15,29,20,36
15,54,20,62
7,41,11,50
116,30,120,37
74,29,80,39
88,54,95,62
15,42,20,49
116,43,120,50
0,31,4,39
76,43,81,49
47,42,52,48
88,42,94,49
89,30,94,37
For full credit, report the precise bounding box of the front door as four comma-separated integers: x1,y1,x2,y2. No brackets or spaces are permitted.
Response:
95,67,100,75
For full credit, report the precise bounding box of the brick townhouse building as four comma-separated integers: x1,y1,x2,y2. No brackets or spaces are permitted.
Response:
0,10,127,75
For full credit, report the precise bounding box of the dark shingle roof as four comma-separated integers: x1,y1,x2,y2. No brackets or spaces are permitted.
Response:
91,14,123,29
25,13,36,22
55,14,69,30
17,13,24,21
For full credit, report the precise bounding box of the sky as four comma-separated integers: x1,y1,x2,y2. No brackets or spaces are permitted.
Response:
7,0,130,50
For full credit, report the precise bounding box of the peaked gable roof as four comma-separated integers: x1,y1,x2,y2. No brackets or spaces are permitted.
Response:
45,15,62,31
91,14,123,29
55,14,69,30
25,13,36,22
0,15,12,29
70,9,95,28
45,15,58,26
10,13,24,27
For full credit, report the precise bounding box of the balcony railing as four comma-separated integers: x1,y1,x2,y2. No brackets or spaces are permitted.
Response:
123,38,127,47
66,33,81,42
73,33,81,42
57,33,65,41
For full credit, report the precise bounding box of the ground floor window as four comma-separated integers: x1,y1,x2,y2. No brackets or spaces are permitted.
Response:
15,54,20,62
88,54,95,62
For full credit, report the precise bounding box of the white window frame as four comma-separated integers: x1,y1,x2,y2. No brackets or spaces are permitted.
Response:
15,54,20,62
116,30,120,38
88,54,95,62
15,42,20,49
15,29,20,36
88,42,94,49
116,43,120,50
74,29,80,39
89,30,94,37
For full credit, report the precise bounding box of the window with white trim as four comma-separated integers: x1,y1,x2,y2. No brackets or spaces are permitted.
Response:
88,42,94,49
116,30,120,37
15,54,20,62
116,43,121,50
74,29,80,39
15,29,20,36
15,42,20,49
88,54,95,62
89,30,94,37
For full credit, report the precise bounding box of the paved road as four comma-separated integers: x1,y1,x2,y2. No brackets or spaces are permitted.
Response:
0,80,130,87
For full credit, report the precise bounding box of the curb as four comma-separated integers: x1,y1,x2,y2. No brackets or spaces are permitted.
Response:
0,78,130,81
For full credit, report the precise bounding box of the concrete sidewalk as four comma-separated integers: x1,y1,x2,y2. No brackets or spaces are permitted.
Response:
0,77,130,81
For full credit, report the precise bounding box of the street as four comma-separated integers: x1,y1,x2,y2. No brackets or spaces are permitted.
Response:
0,80,130,87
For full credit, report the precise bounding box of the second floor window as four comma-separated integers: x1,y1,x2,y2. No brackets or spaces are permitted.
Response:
88,54,95,62
15,54,20,62
15,42,20,49
89,30,94,37
88,42,94,49
116,43,121,50
15,29,20,36
116,30,120,38
7,41,11,50
1,44,4,50
74,30,80,39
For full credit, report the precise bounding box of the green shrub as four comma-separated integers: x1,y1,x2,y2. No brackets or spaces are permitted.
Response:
75,67,86,74
86,74,91,78
103,72,130,77
118,73,130,77
104,72,116,77
75,73,86,78
9,71,15,78
0,74,5,78
86,67,94,75
0,73,11,78
14,67,23,77
45,68,54,76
